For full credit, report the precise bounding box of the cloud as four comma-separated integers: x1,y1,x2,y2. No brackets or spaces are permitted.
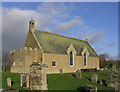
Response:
106,42,117,47
2,3,79,52
53,19,83,32
78,31,105,44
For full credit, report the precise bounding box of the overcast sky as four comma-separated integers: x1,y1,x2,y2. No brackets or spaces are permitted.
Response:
2,2,118,60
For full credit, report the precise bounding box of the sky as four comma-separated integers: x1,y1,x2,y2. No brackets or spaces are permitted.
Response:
2,2,118,60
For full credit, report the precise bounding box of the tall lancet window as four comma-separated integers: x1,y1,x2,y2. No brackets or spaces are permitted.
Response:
84,53,87,66
70,51,74,66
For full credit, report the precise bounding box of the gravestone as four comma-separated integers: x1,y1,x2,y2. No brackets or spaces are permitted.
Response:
112,64,117,73
84,84,97,92
30,62,48,90
7,78,11,87
21,73,29,88
107,64,120,89
92,74,98,83
75,69,82,79
100,80,106,86
59,69,63,75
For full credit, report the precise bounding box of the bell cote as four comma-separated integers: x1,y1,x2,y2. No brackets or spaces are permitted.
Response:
29,19,35,32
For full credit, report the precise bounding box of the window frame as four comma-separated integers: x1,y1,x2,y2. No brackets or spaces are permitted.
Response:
70,51,74,67
84,53,87,66
52,61,56,67
19,60,22,67
13,61,15,66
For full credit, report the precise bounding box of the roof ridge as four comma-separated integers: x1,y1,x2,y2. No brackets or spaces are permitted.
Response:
35,30,86,42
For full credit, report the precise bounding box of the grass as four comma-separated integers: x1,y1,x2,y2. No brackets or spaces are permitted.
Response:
2,70,114,91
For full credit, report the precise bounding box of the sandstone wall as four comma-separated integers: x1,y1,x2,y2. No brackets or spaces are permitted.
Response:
43,53,99,74
10,47,42,73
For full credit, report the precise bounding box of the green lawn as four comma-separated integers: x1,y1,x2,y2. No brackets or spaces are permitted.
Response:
2,70,114,91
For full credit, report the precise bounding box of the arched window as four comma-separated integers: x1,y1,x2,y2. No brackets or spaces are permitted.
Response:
84,53,87,66
70,51,73,66
13,61,15,66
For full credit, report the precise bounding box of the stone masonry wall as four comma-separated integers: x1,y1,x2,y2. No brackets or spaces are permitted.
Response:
10,47,42,73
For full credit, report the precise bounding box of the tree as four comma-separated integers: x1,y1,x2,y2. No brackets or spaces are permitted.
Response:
99,54,109,68
2,51,10,72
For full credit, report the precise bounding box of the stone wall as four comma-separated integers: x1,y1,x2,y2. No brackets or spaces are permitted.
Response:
44,53,99,74
10,47,42,73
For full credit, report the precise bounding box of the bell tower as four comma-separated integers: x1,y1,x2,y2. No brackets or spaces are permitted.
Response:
29,19,35,32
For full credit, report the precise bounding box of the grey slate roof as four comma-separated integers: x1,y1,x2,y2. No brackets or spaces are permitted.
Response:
33,30,98,57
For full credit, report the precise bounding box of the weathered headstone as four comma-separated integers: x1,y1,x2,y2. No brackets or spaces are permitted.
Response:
112,64,117,73
7,78,11,87
100,80,106,86
30,62,48,90
84,84,97,92
92,74,98,83
100,68,103,71
59,69,63,75
21,73,29,88
107,64,120,89
75,69,82,79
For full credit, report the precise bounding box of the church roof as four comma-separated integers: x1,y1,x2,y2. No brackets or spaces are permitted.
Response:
33,30,98,57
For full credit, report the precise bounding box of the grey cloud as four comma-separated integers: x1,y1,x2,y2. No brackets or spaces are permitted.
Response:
87,32,104,44
106,42,117,47
2,3,75,52
79,31,105,44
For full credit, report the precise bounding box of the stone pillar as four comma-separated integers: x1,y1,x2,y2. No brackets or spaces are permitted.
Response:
30,62,48,90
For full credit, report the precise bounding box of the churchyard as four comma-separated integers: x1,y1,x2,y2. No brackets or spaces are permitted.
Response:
2,69,115,91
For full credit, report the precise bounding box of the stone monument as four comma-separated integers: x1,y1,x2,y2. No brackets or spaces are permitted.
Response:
75,69,82,79
30,61,48,90
92,74,98,83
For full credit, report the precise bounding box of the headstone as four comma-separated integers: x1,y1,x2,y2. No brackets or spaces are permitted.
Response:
92,74,98,83
59,69,63,75
115,82,119,90
100,68,103,71
112,64,117,73
100,80,106,86
108,83,115,88
7,78,11,87
84,84,97,92
21,74,29,88
75,69,82,79
30,62,48,90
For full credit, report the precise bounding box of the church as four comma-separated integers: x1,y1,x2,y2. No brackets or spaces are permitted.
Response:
10,19,99,74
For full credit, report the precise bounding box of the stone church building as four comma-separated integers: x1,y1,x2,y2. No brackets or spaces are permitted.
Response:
10,19,99,74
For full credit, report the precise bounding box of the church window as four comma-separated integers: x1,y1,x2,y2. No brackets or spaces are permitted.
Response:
52,61,56,67
19,60,22,66
70,51,74,66
13,61,15,66
84,53,87,66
